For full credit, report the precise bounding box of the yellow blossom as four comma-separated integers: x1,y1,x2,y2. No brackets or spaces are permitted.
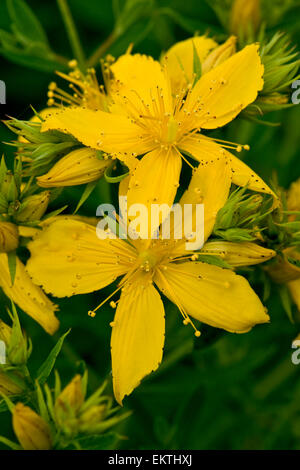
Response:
12,403,52,450
26,158,269,404
40,46,278,214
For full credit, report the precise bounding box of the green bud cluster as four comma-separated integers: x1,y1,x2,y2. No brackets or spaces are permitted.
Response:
4,117,79,176
213,186,273,242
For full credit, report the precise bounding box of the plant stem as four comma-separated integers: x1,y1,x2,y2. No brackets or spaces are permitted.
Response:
56,0,86,70
87,33,116,67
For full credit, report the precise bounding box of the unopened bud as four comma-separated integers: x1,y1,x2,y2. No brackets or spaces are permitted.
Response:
15,191,50,223
287,178,300,212
54,375,85,429
266,248,300,283
202,241,276,267
13,403,52,450
230,0,261,37
1,173,19,202
37,148,110,187
0,222,19,253
0,371,25,395
78,405,107,433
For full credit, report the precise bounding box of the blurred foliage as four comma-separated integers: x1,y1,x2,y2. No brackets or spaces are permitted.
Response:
0,0,300,450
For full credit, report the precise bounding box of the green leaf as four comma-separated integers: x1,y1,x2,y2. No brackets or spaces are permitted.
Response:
278,285,294,324
36,330,70,385
74,182,97,214
6,251,17,285
7,0,49,46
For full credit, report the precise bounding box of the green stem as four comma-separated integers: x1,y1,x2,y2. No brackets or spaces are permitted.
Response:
56,0,86,70
87,32,117,67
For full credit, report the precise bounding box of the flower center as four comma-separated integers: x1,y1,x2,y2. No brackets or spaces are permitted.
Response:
138,250,158,272
166,116,179,144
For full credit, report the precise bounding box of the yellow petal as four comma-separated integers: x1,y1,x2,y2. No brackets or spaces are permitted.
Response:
201,241,276,266
229,153,279,203
187,44,264,129
126,147,182,236
179,148,232,242
37,148,110,187
110,53,172,113
162,36,217,95
26,219,136,297
111,278,165,405
155,261,269,333
180,136,277,201
0,254,59,335
41,107,153,156
288,279,300,311
202,36,237,74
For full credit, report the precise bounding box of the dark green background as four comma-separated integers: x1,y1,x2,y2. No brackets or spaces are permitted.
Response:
0,0,300,450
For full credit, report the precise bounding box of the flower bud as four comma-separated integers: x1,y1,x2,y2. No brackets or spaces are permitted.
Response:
287,178,300,212
266,248,300,283
13,403,52,450
78,405,107,433
54,375,85,428
230,0,261,37
37,148,110,187
1,173,19,202
18,107,57,144
15,191,50,223
202,241,276,267
202,36,237,74
0,371,24,395
0,222,19,253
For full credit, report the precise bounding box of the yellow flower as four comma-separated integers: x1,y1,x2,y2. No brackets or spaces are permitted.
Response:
37,148,111,187
26,158,269,404
40,46,278,213
47,64,109,111
12,403,52,450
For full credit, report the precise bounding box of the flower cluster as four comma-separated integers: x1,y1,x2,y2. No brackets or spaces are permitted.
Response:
0,0,300,448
